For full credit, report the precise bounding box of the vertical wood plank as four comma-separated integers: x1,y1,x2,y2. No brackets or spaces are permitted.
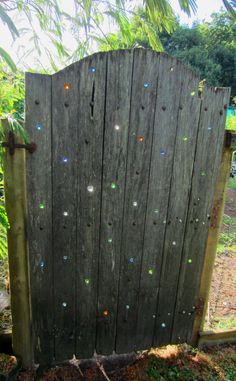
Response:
52,64,79,361
136,57,200,349
115,49,159,353
25,73,53,364
191,142,233,345
96,50,134,355
2,120,32,367
171,86,230,344
76,53,107,358
153,68,201,346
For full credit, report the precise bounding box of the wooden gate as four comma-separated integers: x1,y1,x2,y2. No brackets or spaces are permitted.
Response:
25,49,230,364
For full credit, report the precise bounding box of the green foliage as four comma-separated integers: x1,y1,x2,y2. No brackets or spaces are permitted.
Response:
0,168,8,259
226,114,236,130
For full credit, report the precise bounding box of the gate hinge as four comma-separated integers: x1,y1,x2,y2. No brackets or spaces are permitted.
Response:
196,297,205,317
1,131,37,155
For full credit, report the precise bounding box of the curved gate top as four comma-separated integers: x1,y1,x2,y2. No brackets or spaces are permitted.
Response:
25,49,230,363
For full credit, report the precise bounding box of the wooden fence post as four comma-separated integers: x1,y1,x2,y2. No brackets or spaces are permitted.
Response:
2,119,32,367
191,131,235,346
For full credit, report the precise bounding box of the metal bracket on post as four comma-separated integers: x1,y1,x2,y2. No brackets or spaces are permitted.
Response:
1,131,37,155
225,131,236,150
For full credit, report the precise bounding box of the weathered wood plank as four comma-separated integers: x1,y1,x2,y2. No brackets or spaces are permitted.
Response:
136,56,200,349
191,142,233,346
2,120,32,367
76,53,107,358
153,67,201,346
96,50,134,355
25,73,53,364
52,64,79,361
171,86,230,344
115,49,159,353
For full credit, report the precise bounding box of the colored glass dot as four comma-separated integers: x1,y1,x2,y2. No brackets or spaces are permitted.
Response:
190,91,195,96
153,314,156,318
63,211,68,216
89,66,96,73
85,278,90,285
62,302,67,307
154,209,159,214
111,182,116,189
114,125,120,130
129,257,134,263
148,268,153,275
39,261,44,268
160,149,166,156
168,312,171,316
103,309,109,317
39,203,45,209
126,305,130,310
62,156,69,163
195,218,199,222
108,237,113,243
137,136,144,143
188,259,192,264
172,241,176,246
201,171,206,176
64,83,71,90
63,255,68,261
208,125,212,131
183,137,188,142
144,82,150,88
161,323,166,328
179,219,182,223
35,123,42,131
163,220,167,224
182,310,186,314
202,222,205,225
87,185,94,192
133,201,138,207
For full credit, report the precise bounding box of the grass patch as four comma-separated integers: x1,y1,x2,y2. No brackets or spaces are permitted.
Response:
228,178,236,191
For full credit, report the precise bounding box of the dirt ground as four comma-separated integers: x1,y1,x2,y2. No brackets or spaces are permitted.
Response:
205,187,236,330
14,344,236,381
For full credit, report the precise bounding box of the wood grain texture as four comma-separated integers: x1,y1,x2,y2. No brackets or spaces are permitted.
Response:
115,49,159,353
153,65,201,347
2,120,32,367
52,63,79,361
171,86,231,344
96,50,134,355
76,53,107,358
25,73,53,364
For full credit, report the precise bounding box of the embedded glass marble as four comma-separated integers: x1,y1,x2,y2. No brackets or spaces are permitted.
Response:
39,203,45,209
35,123,42,131
126,305,130,310
160,149,166,156
201,171,206,176
103,309,109,316
114,125,120,131
62,156,69,163
183,137,188,141
154,209,159,214
64,83,71,90
144,82,150,88
39,261,44,268
87,185,94,192
172,241,176,246
111,182,116,189
89,66,96,73
148,268,153,275
153,314,156,318
208,125,212,131
161,323,166,328
85,278,90,285
62,302,67,307
190,91,195,96
63,211,68,216
188,259,192,264
137,136,144,143
133,201,138,207
129,257,134,263
63,255,68,261
107,237,113,243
